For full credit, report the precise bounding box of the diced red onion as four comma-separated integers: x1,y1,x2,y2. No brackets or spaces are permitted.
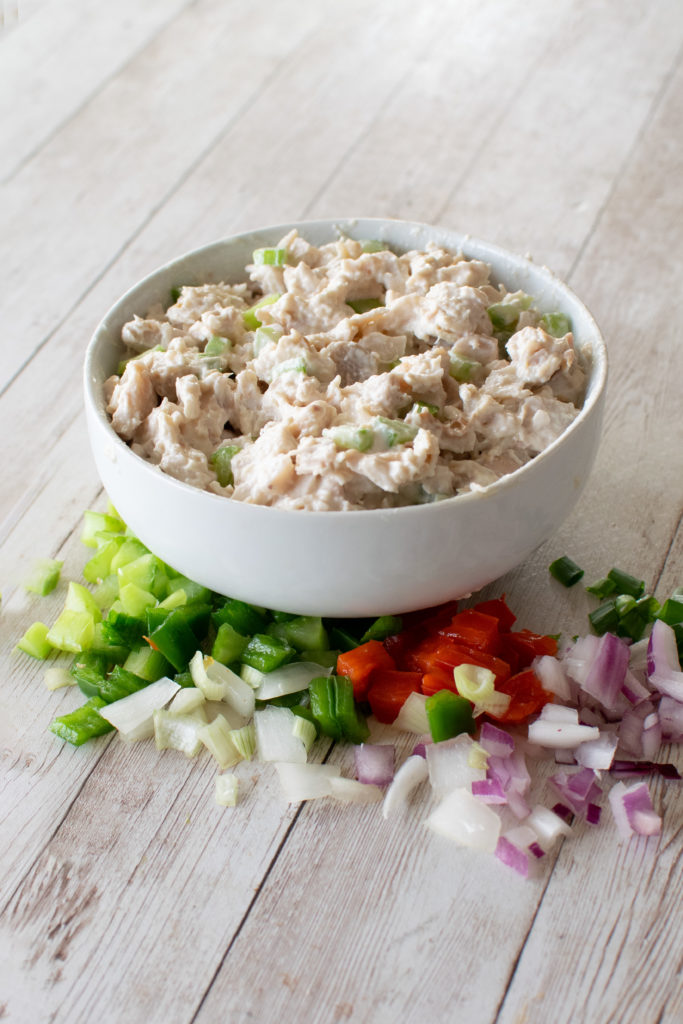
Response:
583,632,630,710
621,668,651,705
354,743,395,786
586,803,602,825
506,789,532,820
551,802,574,824
503,824,538,850
647,619,683,701
659,696,683,741
472,778,507,804
609,780,662,839
609,759,681,780
479,721,515,758
641,713,662,760
550,768,601,818
563,634,601,685
495,836,529,877
529,842,546,859
412,741,428,758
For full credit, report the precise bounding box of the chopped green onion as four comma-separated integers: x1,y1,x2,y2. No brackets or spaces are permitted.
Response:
361,615,402,643
549,556,584,588
585,576,616,599
252,247,287,266
24,558,63,596
588,599,619,635
607,567,645,598
16,621,53,659
210,444,241,487
657,593,683,626
199,714,241,768
229,722,256,760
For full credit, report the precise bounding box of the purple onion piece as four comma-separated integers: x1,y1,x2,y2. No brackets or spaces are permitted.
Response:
495,836,529,877
354,743,395,786
586,803,602,825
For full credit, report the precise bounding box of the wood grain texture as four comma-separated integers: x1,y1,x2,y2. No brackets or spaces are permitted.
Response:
1,2,682,1022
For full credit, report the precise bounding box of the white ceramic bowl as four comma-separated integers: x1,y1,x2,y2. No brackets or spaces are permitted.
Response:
84,218,607,617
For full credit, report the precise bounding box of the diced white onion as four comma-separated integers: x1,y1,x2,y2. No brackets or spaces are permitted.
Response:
215,773,239,807
425,787,501,852
190,652,225,701
575,730,618,770
528,720,600,749
393,692,430,734
100,677,180,741
44,667,75,691
532,655,572,700
240,663,265,689
153,709,205,757
275,762,341,802
427,735,486,796
206,660,255,717
382,755,429,819
539,704,579,724
169,686,206,716
255,661,330,701
525,804,572,848
329,778,383,804
198,714,240,768
255,706,307,764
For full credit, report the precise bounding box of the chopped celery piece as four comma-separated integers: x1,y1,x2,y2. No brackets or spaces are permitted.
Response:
50,697,114,746
374,416,417,447
92,574,120,610
541,311,572,337
117,553,169,600
449,356,481,383
153,709,204,756
278,616,328,652
253,324,282,354
157,588,187,611
65,581,102,623
45,667,76,691
46,609,95,653
323,424,374,452
199,715,240,768
24,558,63,596
212,622,248,665
361,615,402,642
213,598,268,635
123,645,172,682
242,293,281,330
229,722,256,760
110,538,149,572
252,247,287,266
360,239,387,253
487,302,520,332
16,621,52,659
272,356,308,377
83,540,121,584
347,297,383,314
166,575,212,605
215,774,239,807
210,444,241,487
118,582,157,618
292,715,317,752
411,400,441,416
241,634,295,673
81,510,125,548
203,335,231,357
240,663,266,689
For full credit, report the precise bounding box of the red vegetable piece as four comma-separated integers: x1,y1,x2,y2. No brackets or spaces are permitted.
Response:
410,639,511,687
438,609,501,653
336,640,396,701
489,668,553,723
498,629,558,670
471,596,517,632
384,599,461,667
366,670,423,723
421,667,456,696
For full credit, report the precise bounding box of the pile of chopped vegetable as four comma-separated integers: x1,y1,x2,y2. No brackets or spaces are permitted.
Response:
14,512,682,875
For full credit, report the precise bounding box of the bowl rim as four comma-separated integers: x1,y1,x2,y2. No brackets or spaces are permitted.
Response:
84,216,608,521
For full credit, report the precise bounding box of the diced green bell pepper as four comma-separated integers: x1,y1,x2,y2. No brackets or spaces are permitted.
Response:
425,690,475,742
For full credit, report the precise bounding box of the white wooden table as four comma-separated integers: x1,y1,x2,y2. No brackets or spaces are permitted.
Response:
2,2,682,1021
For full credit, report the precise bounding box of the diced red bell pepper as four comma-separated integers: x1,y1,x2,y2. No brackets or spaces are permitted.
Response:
366,670,423,723
471,596,517,632
383,599,460,666
498,629,558,670
421,667,457,696
336,640,396,701
408,638,511,686
488,668,553,723
438,609,501,653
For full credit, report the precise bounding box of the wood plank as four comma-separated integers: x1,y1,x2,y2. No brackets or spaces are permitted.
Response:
0,0,192,182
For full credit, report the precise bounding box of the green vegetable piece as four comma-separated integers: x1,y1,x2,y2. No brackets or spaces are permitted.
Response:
110,538,149,573
361,615,402,643
411,400,441,417
24,558,63,596
166,575,212,605
346,297,383,314
549,556,584,588
170,286,182,304
331,674,370,744
607,568,645,599
487,303,520,332
272,356,308,377
16,621,52,659
241,633,295,673
360,239,387,253
329,626,362,652
117,552,169,600
174,671,194,688
252,247,288,266
70,651,110,697
99,666,149,704
64,581,102,623
448,356,481,383
203,335,231,357
212,598,268,636
308,676,342,739
374,416,418,447
83,540,122,584
81,510,125,548
101,608,147,650
279,616,329,653
291,705,320,735
87,623,129,663
242,293,281,331
588,599,619,636
657,594,683,626
157,588,188,611
212,622,248,665
46,609,95,653
585,577,617,599
324,424,374,452
425,690,475,742
673,622,683,661
541,312,572,337
119,582,157,618
146,609,199,672
49,697,114,746
297,649,340,670
210,444,241,487
123,645,172,682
